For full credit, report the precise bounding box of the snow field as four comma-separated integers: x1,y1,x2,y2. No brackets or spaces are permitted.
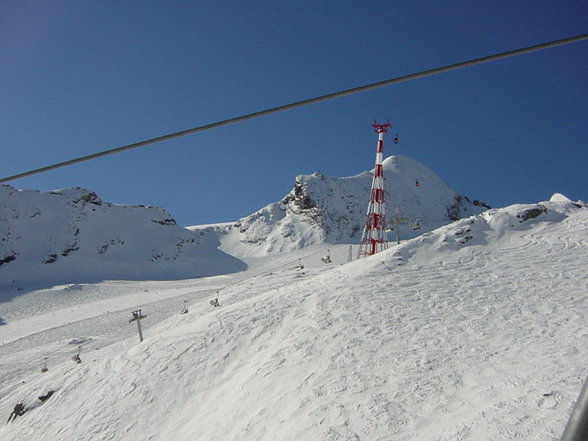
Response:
1,199,586,440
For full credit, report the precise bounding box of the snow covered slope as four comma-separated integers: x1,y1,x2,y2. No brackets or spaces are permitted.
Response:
0,185,245,290
192,155,487,257
1,155,483,287
0,195,585,441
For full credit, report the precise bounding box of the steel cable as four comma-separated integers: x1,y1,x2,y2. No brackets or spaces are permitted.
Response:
1,32,587,184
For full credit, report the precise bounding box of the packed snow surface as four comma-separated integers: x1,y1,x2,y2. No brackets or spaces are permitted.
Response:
0,197,586,440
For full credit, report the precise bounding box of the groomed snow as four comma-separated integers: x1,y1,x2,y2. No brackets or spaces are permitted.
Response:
1,198,586,440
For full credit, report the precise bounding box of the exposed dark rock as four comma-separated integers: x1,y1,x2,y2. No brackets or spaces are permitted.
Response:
473,200,491,209
69,189,102,205
152,218,177,226
446,195,468,221
61,244,80,257
38,390,55,402
0,254,16,266
458,235,474,245
517,206,547,222
97,238,125,254
285,180,317,211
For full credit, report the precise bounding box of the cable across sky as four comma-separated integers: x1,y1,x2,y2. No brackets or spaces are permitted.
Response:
1,32,587,185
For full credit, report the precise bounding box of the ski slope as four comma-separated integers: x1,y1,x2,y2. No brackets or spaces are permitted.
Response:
0,196,586,440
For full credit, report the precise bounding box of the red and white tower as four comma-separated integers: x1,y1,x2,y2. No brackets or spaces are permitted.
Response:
358,121,391,258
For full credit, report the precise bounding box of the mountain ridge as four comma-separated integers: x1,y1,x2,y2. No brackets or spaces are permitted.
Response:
192,155,488,257
0,185,245,290
2,155,488,282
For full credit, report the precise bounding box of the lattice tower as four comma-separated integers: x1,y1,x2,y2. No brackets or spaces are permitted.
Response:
357,122,391,257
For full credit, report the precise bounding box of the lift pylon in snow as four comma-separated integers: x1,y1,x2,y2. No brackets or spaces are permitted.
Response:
358,121,392,258
129,310,147,343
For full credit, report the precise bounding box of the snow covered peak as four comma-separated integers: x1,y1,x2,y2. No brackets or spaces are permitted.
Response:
0,185,245,289
1,154,490,285
550,193,571,202
547,193,585,206
194,155,488,257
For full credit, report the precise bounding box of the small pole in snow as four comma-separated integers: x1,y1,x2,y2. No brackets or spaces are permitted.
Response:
348,245,353,263
389,206,408,245
129,310,147,342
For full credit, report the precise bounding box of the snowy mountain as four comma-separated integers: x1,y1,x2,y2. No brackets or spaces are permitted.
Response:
2,155,484,285
0,194,585,440
191,155,488,257
0,185,245,290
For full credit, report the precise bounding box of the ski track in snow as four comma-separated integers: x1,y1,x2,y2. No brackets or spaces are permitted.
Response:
0,204,587,440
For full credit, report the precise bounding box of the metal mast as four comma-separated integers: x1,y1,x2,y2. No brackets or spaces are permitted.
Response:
358,121,390,258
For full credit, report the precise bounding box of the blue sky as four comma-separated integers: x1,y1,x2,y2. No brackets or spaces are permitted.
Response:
1,1,587,226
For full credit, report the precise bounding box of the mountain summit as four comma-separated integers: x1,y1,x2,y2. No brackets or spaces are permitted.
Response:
194,155,488,256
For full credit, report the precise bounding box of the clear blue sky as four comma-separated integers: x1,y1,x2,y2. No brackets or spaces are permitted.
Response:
1,1,587,226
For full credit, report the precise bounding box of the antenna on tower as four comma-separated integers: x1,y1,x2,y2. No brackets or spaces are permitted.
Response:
358,121,393,257
371,120,391,133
